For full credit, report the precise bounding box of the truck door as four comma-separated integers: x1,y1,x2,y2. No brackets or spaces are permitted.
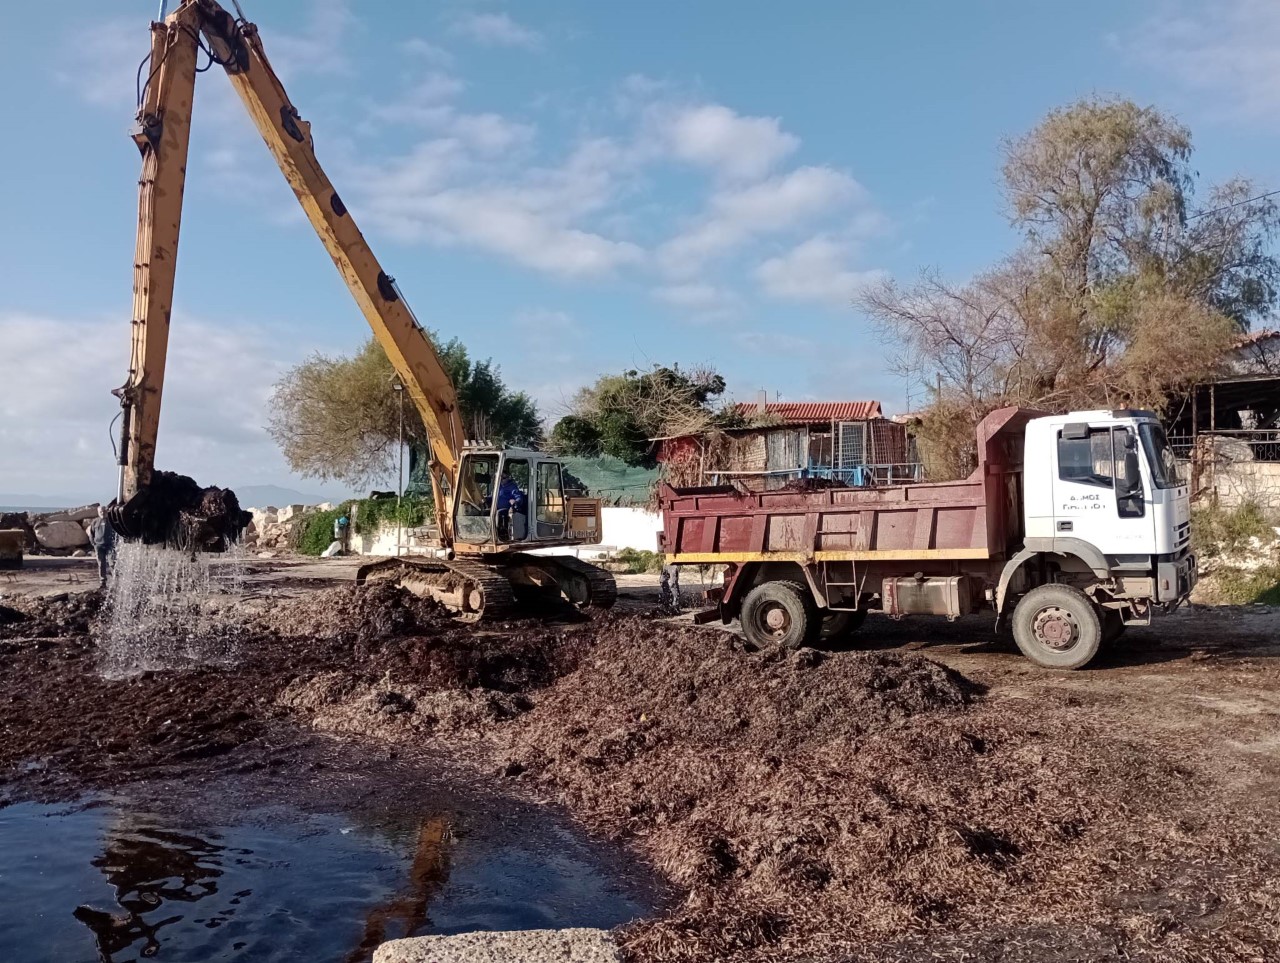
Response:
1052,424,1153,554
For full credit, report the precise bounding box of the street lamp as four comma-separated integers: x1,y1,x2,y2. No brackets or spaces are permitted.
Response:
392,377,405,557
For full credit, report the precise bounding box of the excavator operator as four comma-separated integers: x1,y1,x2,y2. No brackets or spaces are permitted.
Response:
495,470,528,541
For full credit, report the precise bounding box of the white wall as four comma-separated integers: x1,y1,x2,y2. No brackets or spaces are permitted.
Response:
354,506,663,558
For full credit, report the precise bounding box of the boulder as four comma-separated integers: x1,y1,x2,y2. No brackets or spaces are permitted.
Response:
64,504,101,522
277,504,306,523
0,513,37,552
35,519,91,551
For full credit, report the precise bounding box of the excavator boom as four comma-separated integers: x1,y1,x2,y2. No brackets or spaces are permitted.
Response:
111,0,616,617
116,0,463,544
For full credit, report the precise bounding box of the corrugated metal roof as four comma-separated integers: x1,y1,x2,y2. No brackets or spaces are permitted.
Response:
734,401,883,424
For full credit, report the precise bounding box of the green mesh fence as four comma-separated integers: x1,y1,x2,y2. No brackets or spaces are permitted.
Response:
408,445,657,506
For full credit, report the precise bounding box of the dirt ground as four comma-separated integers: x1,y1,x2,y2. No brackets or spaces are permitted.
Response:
3,556,1279,962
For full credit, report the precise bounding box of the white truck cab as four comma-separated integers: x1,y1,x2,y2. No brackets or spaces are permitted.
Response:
998,409,1197,667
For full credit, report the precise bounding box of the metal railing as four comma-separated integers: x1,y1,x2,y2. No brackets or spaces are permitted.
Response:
1169,431,1280,462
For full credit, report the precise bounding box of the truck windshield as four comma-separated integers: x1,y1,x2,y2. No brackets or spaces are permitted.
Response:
1138,423,1182,489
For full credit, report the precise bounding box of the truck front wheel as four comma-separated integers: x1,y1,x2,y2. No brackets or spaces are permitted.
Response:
741,580,815,650
1011,584,1102,670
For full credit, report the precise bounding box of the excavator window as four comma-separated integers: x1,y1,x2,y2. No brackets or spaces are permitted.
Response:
535,462,566,538
456,455,499,543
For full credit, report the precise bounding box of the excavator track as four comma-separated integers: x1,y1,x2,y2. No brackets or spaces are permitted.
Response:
520,553,618,610
355,556,517,623
354,553,617,621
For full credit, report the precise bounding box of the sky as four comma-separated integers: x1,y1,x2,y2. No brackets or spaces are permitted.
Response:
1,0,1277,502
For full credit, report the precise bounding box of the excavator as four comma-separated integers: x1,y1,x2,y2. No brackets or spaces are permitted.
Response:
108,0,616,621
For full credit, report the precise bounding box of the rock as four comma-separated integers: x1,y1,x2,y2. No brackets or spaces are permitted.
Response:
64,504,101,523
373,929,623,963
277,504,306,523
34,519,91,551
71,549,89,558
258,551,279,559
317,502,335,512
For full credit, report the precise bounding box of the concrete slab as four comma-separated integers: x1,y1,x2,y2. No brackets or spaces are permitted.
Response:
373,928,623,963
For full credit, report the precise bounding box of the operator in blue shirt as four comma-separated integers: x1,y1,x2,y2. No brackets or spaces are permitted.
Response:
495,469,527,540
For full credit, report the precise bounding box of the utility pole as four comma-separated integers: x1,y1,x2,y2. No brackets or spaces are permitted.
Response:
393,377,405,557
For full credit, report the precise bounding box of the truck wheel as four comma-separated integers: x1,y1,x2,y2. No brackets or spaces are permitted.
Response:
820,609,868,643
741,581,815,650
1011,584,1102,670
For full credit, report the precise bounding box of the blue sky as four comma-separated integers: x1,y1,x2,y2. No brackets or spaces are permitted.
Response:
1,0,1276,501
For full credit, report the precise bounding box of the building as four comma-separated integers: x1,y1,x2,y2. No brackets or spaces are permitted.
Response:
659,400,917,491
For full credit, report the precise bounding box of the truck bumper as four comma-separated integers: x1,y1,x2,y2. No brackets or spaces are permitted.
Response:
1157,553,1196,604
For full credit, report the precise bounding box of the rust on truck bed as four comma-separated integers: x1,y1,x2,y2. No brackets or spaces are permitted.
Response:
660,407,1042,565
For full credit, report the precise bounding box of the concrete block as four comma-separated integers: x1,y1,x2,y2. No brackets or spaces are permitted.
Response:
373,929,622,963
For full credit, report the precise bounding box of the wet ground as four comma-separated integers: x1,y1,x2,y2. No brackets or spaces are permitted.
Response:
5,555,1280,962
0,736,658,963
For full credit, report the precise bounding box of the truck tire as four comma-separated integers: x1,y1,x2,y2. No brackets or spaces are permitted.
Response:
741,580,816,650
1011,584,1102,670
820,609,868,643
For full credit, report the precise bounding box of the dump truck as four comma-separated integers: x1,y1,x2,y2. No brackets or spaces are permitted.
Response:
659,407,1195,669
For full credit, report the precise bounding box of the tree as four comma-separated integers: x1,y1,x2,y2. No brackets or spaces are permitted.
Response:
862,97,1279,477
267,336,541,489
549,364,735,468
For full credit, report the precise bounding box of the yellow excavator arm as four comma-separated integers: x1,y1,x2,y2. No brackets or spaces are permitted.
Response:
115,0,463,543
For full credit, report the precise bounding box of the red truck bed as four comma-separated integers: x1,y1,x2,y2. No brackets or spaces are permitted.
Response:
659,407,1038,566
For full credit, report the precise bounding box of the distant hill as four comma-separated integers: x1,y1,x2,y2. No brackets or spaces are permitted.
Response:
0,494,97,512
232,485,339,508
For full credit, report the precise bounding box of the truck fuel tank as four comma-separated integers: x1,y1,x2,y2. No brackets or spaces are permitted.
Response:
883,575,974,619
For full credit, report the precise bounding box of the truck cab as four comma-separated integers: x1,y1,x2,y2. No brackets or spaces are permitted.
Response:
1003,410,1197,656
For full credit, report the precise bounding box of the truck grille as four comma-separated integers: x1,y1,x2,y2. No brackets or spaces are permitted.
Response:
1174,520,1190,549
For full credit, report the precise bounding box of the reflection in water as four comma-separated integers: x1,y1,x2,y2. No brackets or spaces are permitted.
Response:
74,823,229,961
0,792,649,963
344,817,451,963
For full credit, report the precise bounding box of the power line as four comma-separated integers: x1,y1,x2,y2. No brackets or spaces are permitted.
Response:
1187,187,1280,221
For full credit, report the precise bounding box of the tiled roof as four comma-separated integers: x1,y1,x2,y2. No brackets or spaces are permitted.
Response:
734,401,883,424
1234,328,1280,349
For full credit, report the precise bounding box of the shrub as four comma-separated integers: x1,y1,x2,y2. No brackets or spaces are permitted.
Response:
1205,564,1280,605
614,548,665,574
1192,500,1278,560
292,502,355,556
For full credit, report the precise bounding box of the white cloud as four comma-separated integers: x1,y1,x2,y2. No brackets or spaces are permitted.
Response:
732,331,814,355
756,236,885,306
0,313,327,498
653,283,741,320
401,37,454,66
450,13,544,50
358,136,642,278
659,104,798,181
57,19,144,109
1122,0,1280,121
265,0,360,78
658,167,865,275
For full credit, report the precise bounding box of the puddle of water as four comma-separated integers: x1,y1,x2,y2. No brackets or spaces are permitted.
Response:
0,790,649,962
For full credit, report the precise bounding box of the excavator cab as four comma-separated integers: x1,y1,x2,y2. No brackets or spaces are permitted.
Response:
453,449,596,551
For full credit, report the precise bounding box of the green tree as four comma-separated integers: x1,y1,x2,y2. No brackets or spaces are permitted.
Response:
549,364,735,468
861,97,1279,477
268,336,541,488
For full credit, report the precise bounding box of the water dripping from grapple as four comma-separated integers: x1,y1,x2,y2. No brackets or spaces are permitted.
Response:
107,471,251,551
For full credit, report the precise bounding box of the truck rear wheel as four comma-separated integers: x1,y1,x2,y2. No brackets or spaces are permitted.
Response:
1011,584,1102,670
741,580,815,650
